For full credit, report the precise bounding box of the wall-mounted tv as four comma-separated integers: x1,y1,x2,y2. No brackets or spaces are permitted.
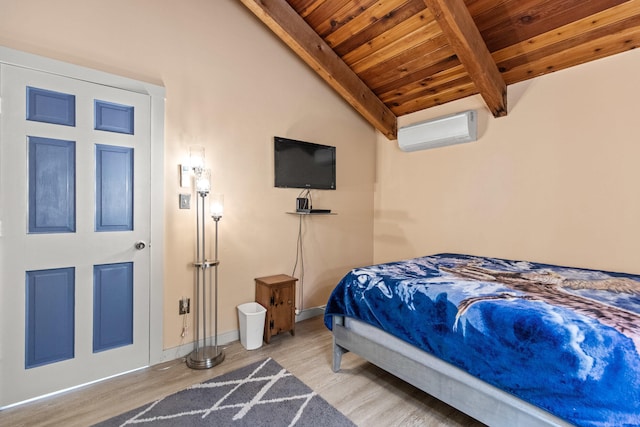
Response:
274,136,336,190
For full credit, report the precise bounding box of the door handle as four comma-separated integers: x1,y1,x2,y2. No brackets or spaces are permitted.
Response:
134,241,147,250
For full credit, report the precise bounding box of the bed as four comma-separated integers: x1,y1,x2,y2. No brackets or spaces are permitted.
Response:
324,254,640,427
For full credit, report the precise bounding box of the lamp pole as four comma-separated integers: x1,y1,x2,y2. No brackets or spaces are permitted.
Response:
186,171,224,369
213,214,221,356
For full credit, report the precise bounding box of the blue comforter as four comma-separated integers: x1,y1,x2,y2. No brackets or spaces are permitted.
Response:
324,254,640,427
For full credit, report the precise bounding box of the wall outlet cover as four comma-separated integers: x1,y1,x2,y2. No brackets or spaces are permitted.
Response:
179,298,190,315
179,194,191,209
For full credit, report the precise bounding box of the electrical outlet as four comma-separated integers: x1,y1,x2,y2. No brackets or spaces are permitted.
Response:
179,194,191,209
179,298,190,315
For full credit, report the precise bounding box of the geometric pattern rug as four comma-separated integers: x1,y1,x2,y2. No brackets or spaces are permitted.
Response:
93,358,355,427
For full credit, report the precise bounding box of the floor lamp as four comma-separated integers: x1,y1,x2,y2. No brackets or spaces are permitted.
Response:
186,167,225,369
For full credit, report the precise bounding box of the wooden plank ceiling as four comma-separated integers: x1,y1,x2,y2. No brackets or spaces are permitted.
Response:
240,0,640,139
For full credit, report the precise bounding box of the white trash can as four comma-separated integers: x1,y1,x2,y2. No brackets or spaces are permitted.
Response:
237,302,267,350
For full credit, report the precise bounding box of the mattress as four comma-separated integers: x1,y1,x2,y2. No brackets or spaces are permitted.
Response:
324,253,640,427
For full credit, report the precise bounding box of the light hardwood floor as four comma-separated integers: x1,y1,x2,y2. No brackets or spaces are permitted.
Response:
0,316,484,426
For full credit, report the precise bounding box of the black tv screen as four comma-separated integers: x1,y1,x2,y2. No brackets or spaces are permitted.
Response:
274,136,336,190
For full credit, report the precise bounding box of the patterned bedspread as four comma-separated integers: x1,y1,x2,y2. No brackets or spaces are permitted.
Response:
324,254,640,427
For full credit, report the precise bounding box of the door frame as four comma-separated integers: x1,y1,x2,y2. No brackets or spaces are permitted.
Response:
0,46,165,368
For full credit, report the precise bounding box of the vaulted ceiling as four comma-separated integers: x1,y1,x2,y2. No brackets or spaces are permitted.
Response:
240,0,640,140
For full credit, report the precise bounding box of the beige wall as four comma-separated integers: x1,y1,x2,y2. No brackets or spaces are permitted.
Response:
4,0,638,354
375,48,640,275
0,0,375,350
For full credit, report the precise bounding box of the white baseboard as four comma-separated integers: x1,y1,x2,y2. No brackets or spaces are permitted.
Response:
160,305,325,363
295,304,326,322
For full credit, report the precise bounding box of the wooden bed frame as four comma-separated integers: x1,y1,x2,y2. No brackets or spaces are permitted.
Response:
331,315,572,427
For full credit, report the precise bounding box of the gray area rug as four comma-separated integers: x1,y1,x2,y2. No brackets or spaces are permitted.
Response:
93,358,355,426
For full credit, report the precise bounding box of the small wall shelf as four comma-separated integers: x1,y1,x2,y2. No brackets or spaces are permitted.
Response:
286,212,336,215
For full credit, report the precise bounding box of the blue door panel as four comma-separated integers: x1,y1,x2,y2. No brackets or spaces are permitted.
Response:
93,263,133,352
25,268,75,368
95,144,133,231
28,136,76,233
94,100,134,134
26,86,76,126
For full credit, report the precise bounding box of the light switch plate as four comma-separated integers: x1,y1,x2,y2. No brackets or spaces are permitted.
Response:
180,164,191,188
179,194,191,209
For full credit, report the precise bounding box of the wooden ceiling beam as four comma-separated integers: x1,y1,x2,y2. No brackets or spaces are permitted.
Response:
239,0,398,139
422,0,507,117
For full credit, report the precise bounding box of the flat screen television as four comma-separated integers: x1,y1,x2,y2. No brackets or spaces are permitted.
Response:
274,136,336,190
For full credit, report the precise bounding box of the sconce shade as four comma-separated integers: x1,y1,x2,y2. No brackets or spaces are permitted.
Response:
211,194,224,218
189,145,205,171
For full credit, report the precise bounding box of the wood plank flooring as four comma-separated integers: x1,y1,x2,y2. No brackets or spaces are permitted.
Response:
0,316,484,426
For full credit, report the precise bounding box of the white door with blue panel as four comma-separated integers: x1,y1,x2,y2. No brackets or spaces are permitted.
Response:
0,64,151,407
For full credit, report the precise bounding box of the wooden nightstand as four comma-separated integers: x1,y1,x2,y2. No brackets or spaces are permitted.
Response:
255,274,297,344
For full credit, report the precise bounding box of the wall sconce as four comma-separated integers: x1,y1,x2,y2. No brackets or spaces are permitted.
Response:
180,145,204,188
180,145,206,188
189,145,205,173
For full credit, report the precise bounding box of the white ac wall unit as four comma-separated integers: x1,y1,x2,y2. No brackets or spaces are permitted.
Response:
398,110,477,152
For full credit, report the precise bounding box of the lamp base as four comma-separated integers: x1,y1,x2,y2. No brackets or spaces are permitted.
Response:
186,346,225,370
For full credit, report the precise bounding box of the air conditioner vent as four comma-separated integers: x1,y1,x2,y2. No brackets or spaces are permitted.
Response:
398,110,477,152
